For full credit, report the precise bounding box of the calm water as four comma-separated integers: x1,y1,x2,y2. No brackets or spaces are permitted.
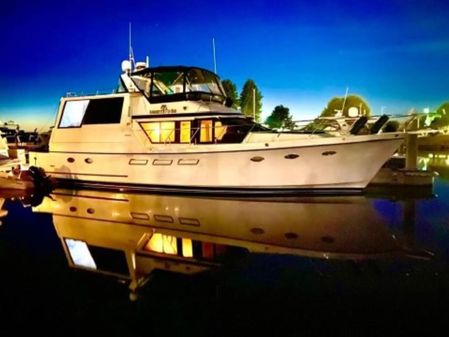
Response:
1,153,449,336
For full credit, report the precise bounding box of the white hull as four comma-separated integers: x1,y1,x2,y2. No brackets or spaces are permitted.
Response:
29,134,403,193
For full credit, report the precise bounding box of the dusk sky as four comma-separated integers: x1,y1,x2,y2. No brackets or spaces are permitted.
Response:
2,0,449,131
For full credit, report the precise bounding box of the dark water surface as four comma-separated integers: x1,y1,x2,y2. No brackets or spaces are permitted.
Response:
1,153,449,336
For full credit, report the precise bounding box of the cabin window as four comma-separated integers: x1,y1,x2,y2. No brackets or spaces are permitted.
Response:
200,120,213,142
180,121,191,143
141,121,175,143
82,97,123,124
142,233,249,262
59,100,89,128
65,239,129,275
59,98,123,128
144,233,178,255
215,121,227,141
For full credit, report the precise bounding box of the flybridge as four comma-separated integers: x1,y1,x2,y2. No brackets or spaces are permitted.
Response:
121,62,233,107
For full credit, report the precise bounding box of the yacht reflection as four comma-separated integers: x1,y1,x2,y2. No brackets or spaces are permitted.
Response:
0,197,7,220
32,189,429,298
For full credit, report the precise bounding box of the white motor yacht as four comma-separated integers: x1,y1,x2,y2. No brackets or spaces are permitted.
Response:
28,61,404,194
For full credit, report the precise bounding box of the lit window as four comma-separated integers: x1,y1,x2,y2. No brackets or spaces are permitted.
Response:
141,122,160,142
215,121,227,141
141,122,175,143
144,233,178,255
180,121,191,143
200,120,213,142
182,238,193,257
160,122,175,143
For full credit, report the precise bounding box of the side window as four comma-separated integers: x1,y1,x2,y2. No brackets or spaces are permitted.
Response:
82,98,123,124
59,100,89,128
58,98,123,128
200,120,213,142
215,121,227,141
180,121,191,143
140,122,175,143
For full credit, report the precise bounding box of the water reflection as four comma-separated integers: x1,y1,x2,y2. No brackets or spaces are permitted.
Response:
31,188,434,300
419,150,449,181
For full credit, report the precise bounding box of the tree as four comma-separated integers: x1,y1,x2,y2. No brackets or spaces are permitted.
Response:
239,80,263,122
265,105,296,130
321,95,371,118
221,79,239,109
430,102,449,129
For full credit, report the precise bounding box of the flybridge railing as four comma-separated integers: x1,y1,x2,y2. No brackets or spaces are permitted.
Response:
65,89,119,97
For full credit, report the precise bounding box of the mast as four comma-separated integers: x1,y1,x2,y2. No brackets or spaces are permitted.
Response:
128,22,135,69
253,88,256,121
341,87,349,115
212,37,217,74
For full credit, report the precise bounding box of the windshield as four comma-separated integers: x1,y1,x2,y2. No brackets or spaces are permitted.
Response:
185,69,223,96
131,67,226,103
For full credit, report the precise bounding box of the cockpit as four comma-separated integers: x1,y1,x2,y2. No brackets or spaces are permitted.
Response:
130,66,229,105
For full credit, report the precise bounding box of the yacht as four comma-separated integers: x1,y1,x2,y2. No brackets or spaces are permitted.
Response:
0,133,28,189
0,131,9,159
32,188,427,298
1,122,50,152
28,61,404,194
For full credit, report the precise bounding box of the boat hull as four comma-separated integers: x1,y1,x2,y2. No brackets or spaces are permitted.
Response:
29,135,403,194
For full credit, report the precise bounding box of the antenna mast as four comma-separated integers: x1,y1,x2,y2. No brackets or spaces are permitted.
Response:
128,22,135,69
341,87,349,115
212,37,217,74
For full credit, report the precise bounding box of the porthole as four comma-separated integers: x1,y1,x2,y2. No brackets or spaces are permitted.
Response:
154,214,174,223
178,159,199,166
322,151,337,156
85,158,93,164
129,159,148,166
250,156,265,162
153,159,173,166
250,227,265,235
321,236,335,244
87,208,95,214
284,154,299,159
69,206,77,212
67,157,75,163
179,217,201,226
130,212,150,220
284,232,298,239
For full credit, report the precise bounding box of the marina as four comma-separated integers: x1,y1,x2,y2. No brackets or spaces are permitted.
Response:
2,1,449,336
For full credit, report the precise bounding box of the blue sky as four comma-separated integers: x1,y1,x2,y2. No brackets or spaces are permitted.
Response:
2,0,449,130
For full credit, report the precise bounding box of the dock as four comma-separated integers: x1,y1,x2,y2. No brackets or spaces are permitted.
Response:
370,132,437,187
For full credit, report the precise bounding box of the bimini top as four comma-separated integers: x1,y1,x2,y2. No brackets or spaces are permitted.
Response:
127,65,231,106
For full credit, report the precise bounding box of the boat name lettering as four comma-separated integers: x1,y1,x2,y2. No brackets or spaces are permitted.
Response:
150,105,177,114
